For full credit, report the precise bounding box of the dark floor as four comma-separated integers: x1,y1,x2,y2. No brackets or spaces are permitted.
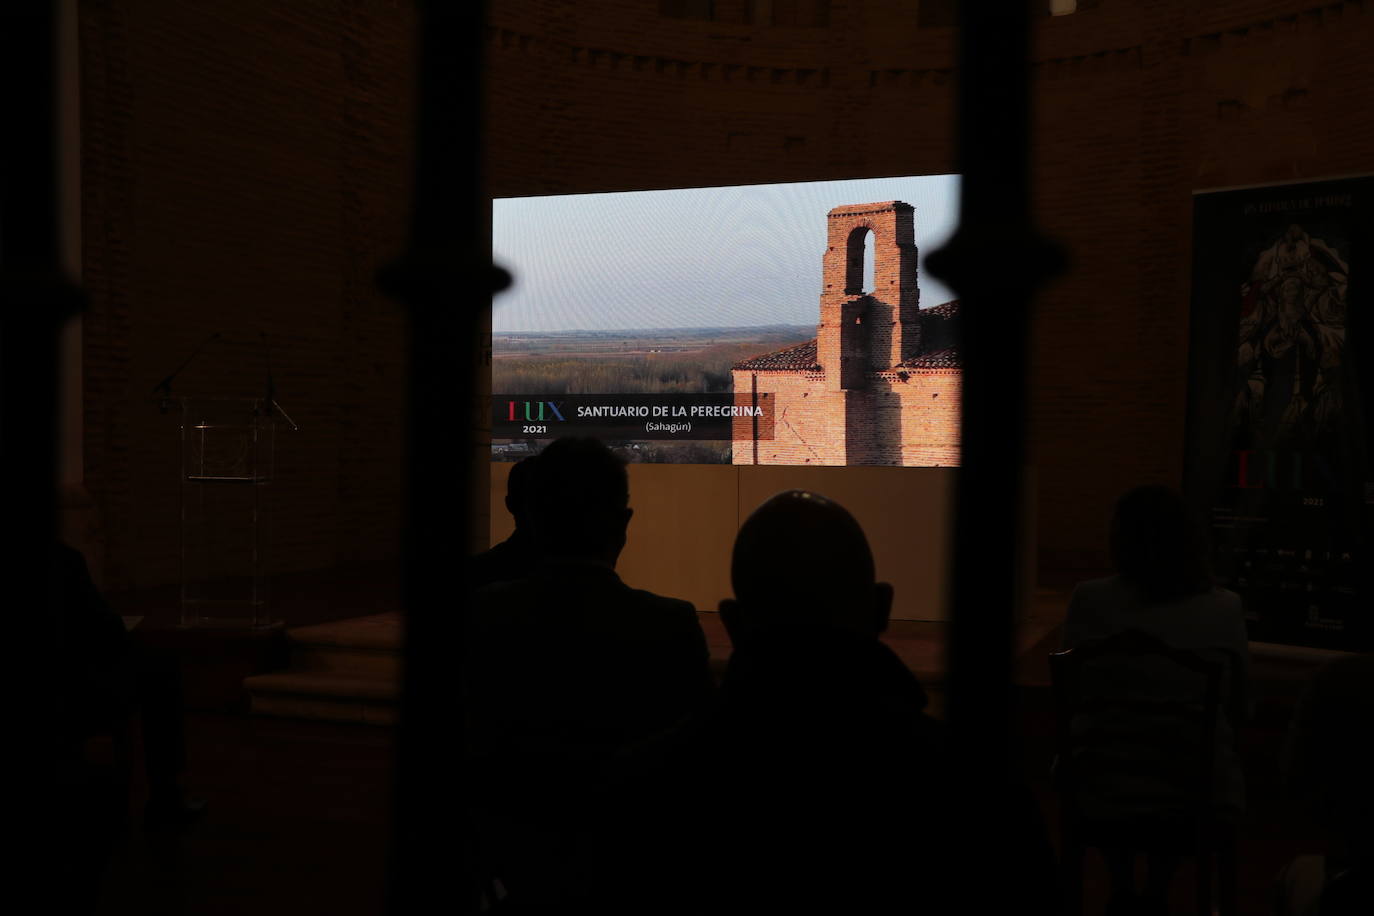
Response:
88,572,1337,915
90,694,1327,916
95,712,394,916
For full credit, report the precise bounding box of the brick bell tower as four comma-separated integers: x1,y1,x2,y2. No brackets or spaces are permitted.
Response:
817,201,920,390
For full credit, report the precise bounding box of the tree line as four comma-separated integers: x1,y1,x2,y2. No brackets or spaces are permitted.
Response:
491,342,801,396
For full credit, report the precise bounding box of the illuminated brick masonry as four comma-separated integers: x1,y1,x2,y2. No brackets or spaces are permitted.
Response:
732,201,961,466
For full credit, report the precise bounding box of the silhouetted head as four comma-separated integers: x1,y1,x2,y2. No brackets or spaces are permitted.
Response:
528,437,632,566
1109,485,1212,603
505,456,538,532
722,490,892,642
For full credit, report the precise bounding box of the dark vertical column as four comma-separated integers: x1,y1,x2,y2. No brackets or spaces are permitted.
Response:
2,0,84,901
926,1,1063,903
382,2,508,913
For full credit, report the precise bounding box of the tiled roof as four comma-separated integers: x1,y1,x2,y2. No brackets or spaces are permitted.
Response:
731,301,962,372
733,338,819,371
898,347,961,369
904,300,961,366
920,299,960,320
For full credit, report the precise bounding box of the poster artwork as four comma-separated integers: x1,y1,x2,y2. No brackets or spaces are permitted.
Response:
1232,224,1348,455
1186,177,1374,650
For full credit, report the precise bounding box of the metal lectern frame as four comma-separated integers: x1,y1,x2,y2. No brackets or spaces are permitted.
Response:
177,396,283,628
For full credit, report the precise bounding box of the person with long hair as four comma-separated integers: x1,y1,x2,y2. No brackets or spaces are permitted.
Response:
1061,485,1250,915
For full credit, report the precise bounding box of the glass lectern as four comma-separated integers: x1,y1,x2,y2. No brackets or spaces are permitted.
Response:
178,397,283,628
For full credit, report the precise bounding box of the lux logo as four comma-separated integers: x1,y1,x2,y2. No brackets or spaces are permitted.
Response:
507,400,566,422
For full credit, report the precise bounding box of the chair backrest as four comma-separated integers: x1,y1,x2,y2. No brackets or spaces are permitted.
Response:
1050,629,1225,821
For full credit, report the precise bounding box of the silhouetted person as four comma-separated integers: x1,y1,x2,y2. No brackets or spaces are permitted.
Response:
1062,485,1249,913
711,490,956,911
464,437,711,907
469,454,538,590
53,542,203,828
593,490,992,914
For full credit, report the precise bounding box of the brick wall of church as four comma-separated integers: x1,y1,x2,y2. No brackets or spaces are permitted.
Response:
820,203,920,372
732,371,845,465
886,370,961,468
732,367,961,467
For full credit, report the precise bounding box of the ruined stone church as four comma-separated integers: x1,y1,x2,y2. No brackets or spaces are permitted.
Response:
731,201,961,466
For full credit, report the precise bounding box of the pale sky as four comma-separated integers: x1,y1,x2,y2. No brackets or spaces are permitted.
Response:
492,175,961,333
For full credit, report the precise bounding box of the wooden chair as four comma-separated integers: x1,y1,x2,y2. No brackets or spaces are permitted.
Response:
1050,630,1237,916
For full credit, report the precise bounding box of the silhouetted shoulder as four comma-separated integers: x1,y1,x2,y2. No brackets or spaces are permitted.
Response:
467,535,536,592
1213,586,1244,612
1065,577,1247,652
468,566,702,646
467,575,529,620
463,562,711,765
469,573,535,606
1062,576,1127,647
581,580,702,646
618,584,697,622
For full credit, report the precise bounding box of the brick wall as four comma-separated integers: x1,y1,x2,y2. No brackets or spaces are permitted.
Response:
78,1,1374,585
884,370,961,468
731,366,960,466
733,370,843,464
819,202,920,372
730,192,956,467
487,0,1374,574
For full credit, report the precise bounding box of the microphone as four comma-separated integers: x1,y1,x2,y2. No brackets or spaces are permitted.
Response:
261,330,299,430
152,331,221,413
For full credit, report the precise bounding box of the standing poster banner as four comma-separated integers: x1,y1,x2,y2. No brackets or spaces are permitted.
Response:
1185,176,1374,650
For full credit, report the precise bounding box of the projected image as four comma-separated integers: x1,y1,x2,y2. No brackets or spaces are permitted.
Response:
492,176,962,466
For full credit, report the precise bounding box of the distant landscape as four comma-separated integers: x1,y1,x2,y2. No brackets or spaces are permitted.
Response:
491,325,814,396
491,325,813,463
